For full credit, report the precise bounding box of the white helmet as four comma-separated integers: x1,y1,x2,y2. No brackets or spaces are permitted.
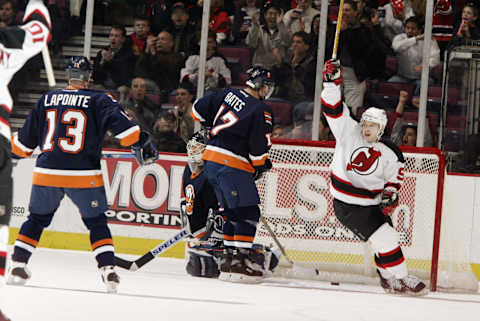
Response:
360,107,388,141
186,129,209,173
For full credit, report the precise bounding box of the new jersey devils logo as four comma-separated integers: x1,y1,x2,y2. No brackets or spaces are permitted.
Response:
346,146,382,175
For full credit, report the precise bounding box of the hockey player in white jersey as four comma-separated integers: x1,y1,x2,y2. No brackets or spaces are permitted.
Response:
321,59,428,296
0,0,51,287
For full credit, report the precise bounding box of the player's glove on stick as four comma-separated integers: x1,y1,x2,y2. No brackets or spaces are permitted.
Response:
322,59,343,85
132,132,159,165
380,186,399,215
253,158,272,181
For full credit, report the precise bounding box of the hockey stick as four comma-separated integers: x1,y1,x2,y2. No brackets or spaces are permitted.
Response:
115,228,189,271
41,46,56,87
260,216,294,266
332,0,345,60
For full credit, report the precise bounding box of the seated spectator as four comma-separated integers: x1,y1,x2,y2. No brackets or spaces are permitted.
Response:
0,0,17,26
283,31,316,103
379,0,415,41
389,90,434,147
128,16,153,57
173,80,196,143
135,30,185,103
209,0,232,44
231,0,262,45
272,123,289,138
166,4,198,58
122,76,160,133
93,25,136,102
283,102,330,140
449,2,480,48
283,0,320,34
458,133,480,173
389,16,440,96
245,2,291,69
180,30,231,92
152,110,187,153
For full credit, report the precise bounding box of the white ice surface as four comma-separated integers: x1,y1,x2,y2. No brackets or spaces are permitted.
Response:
1,248,479,321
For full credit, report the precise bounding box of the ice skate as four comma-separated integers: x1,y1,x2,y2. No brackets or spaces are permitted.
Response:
399,275,428,296
100,265,120,293
229,250,263,284
6,261,31,286
218,248,233,281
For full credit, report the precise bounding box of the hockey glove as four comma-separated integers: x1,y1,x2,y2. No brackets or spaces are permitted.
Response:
132,132,158,166
322,59,343,85
253,158,272,181
380,187,399,215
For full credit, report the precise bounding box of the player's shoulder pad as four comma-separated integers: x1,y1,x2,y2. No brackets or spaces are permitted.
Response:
379,138,405,163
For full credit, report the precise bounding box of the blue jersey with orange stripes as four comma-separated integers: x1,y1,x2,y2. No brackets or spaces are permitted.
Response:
191,88,273,173
12,88,140,188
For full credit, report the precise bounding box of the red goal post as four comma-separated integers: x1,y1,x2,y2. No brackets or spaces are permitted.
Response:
255,139,478,292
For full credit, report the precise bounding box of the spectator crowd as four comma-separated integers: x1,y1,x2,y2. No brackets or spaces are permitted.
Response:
2,0,480,172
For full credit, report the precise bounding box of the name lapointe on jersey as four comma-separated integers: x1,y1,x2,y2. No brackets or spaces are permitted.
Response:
43,93,91,108
224,92,245,111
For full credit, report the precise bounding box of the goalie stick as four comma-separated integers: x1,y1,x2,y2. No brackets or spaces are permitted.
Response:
115,228,189,271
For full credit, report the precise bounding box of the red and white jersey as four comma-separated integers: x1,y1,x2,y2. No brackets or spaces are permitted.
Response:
321,83,405,206
0,0,51,141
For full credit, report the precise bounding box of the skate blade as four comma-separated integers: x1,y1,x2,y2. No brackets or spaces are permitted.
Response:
228,272,263,284
218,272,232,282
104,282,119,294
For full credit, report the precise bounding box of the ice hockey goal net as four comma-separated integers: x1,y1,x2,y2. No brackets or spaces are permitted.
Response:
255,139,478,292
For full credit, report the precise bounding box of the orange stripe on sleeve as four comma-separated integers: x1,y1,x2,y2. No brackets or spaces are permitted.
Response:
119,129,140,146
251,155,268,167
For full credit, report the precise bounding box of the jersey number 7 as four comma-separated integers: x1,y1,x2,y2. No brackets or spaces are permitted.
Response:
43,109,87,153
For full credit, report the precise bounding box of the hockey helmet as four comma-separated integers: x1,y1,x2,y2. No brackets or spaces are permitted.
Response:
66,56,92,82
186,129,209,173
245,66,275,100
360,107,388,141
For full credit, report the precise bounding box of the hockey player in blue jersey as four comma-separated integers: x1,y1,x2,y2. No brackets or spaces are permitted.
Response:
180,131,280,279
7,56,158,293
191,66,274,283
0,0,51,289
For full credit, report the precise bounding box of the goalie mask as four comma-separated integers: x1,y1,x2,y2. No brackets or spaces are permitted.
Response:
66,56,92,83
360,107,388,142
186,130,209,173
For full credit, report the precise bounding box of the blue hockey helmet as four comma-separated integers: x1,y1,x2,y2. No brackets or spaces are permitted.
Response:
245,66,275,99
66,56,92,82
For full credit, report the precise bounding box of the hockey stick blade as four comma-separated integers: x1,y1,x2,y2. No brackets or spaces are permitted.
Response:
115,229,190,271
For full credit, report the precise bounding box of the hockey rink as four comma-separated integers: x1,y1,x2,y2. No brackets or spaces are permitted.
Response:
0,248,479,321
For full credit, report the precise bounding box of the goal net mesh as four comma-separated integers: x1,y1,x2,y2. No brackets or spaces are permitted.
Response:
254,142,478,292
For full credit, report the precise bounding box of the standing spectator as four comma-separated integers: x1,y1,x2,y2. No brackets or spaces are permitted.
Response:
135,30,185,103
0,0,16,26
337,0,385,113
310,13,335,61
432,0,454,58
128,16,153,57
285,31,316,103
93,25,136,102
231,0,262,44
390,16,440,95
379,0,415,41
166,4,198,58
283,0,320,34
245,2,291,69
449,2,480,48
181,30,231,92
174,80,196,143
122,76,160,132
152,110,187,153
209,0,232,44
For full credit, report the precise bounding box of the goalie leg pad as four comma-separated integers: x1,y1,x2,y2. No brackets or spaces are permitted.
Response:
186,252,220,278
369,223,408,279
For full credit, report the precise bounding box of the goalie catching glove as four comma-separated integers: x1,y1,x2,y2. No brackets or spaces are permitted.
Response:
322,59,343,85
132,131,158,165
380,186,399,215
